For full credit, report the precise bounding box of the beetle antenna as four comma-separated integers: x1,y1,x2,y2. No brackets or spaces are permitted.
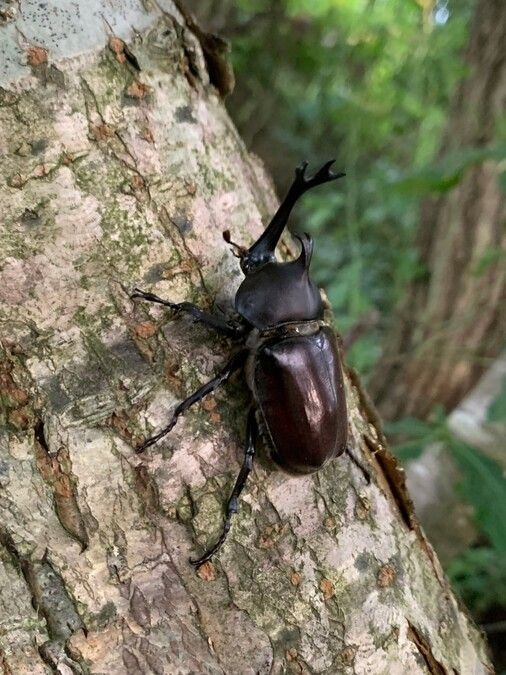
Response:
223,230,247,258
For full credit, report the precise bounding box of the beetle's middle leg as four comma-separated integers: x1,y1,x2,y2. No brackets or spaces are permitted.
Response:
190,407,258,568
136,350,247,453
131,288,245,339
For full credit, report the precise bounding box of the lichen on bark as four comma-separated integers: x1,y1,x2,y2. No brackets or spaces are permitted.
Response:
0,2,492,674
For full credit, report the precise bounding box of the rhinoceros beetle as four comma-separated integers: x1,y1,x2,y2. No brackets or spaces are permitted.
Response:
131,160,369,567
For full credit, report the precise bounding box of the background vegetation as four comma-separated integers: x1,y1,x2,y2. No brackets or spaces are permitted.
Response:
210,0,474,371
190,0,505,668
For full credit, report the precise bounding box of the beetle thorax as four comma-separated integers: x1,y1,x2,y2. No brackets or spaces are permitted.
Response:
235,262,323,329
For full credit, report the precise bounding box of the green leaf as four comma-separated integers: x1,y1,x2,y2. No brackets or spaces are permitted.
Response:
385,416,434,438
499,170,506,195
391,144,506,195
393,439,427,461
386,415,442,462
447,547,506,615
487,376,506,423
450,441,506,552
346,333,382,374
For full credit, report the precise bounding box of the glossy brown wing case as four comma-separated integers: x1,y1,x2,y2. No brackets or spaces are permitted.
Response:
254,326,347,474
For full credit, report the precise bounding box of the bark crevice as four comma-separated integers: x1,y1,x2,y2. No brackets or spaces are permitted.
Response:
407,621,453,675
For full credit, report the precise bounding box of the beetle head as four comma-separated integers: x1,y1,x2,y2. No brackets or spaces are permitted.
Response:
223,229,275,274
226,160,345,328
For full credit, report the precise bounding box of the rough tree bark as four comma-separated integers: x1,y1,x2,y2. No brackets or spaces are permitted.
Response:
0,2,492,674
369,0,506,421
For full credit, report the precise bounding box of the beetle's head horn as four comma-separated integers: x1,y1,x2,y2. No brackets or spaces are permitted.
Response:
238,159,344,274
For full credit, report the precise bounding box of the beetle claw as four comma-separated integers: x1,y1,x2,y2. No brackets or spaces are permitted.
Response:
189,554,207,568
130,287,148,300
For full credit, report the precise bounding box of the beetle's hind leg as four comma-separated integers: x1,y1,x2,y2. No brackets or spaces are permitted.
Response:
190,407,258,568
136,350,247,453
345,445,371,484
130,287,245,339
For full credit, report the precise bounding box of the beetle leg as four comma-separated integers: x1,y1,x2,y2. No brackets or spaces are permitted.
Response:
345,446,371,484
136,350,248,453
190,407,258,568
130,288,246,339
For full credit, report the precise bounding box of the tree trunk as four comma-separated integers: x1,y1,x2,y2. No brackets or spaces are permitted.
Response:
369,0,506,421
0,2,492,673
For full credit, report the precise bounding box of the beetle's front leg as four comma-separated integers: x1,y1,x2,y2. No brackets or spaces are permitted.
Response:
136,350,248,453
131,288,246,339
190,407,258,568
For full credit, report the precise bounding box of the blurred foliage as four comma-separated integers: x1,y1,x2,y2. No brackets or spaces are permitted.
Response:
387,400,506,616
211,0,477,374
447,547,506,616
488,376,506,423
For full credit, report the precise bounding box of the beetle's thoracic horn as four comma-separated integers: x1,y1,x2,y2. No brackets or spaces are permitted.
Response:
293,233,314,271
243,160,345,271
